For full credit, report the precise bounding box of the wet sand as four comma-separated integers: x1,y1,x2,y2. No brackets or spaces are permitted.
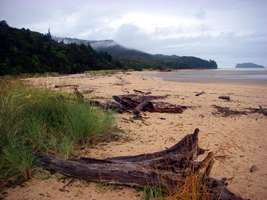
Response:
4,71,267,200
143,69,267,85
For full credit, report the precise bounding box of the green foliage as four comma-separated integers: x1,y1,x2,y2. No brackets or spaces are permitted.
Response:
0,22,122,75
95,43,217,69
0,21,217,75
143,186,165,200
0,80,114,181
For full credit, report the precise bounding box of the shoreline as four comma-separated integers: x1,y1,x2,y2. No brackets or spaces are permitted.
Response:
5,72,267,200
141,69,267,86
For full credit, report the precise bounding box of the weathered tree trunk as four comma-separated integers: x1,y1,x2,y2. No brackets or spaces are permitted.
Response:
37,129,246,200
111,94,187,114
86,94,187,114
38,129,199,189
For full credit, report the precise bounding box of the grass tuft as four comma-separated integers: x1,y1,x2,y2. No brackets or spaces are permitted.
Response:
0,79,114,182
143,186,165,200
166,175,211,200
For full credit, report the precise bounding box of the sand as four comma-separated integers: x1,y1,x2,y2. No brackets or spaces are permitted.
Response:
4,71,267,200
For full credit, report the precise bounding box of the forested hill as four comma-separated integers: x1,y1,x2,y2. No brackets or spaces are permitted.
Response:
0,20,217,75
0,21,122,75
55,37,218,70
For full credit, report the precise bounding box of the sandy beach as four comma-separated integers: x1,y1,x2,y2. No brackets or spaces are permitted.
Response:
4,71,267,200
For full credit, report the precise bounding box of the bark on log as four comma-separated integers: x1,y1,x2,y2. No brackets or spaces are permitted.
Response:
133,100,151,117
218,96,231,101
36,129,246,200
212,105,247,117
133,89,152,95
86,94,187,114
54,84,79,88
112,94,166,110
259,105,267,116
112,94,187,114
247,105,267,116
195,91,205,96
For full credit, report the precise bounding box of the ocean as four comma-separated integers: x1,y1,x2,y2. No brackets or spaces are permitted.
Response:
143,68,267,85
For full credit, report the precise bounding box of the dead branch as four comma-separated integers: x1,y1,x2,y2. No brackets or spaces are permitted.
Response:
133,89,152,95
54,84,79,88
195,91,205,96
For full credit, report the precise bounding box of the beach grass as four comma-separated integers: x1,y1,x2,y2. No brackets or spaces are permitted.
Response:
143,186,165,200
0,79,114,182
166,175,211,200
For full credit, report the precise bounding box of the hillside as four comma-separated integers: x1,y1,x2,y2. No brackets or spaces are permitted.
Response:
236,62,265,69
55,37,218,69
0,21,121,75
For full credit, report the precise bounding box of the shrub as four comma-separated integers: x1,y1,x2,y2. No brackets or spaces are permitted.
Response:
0,80,114,181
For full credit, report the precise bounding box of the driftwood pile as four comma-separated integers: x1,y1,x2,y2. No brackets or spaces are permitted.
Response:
90,94,188,116
37,129,246,200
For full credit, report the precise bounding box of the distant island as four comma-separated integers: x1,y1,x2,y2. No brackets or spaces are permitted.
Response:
236,63,265,69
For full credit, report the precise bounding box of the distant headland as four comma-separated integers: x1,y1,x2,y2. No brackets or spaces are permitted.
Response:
236,62,265,69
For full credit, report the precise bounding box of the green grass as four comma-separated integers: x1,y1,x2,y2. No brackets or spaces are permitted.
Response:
143,186,165,200
0,80,114,182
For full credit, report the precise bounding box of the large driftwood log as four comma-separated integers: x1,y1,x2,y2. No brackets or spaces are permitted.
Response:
89,94,187,114
37,129,246,200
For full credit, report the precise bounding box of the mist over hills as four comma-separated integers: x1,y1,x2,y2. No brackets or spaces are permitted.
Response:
54,37,218,70
0,20,217,75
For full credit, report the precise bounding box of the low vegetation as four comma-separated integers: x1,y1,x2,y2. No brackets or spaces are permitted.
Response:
0,79,114,183
167,175,211,200
143,186,165,200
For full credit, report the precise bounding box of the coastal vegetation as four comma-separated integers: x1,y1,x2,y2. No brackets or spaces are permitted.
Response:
56,37,218,70
0,20,217,76
0,20,122,75
0,79,114,183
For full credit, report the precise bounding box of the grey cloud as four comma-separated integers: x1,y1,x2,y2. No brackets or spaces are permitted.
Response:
0,0,267,67
194,10,206,19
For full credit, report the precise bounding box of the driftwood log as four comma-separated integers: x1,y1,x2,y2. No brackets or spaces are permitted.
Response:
37,129,246,200
218,96,231,101
195,91,205,96
89,94,187,114
212,105,248,117
55,84,79,88
247,105,267,116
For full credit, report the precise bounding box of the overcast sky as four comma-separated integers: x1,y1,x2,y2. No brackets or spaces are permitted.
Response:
1,0,267,67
